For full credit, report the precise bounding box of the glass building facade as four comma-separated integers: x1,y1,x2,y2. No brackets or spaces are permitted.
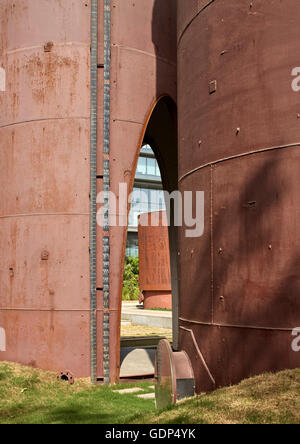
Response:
126,145,165,258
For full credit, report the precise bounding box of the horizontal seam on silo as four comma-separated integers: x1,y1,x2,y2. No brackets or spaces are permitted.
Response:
113,44,176,66
0,213,89,220
179,142,300,183
179,317,295,332
177,0,216,49
0,117,90,130
4,42,90,56
0,308,120,312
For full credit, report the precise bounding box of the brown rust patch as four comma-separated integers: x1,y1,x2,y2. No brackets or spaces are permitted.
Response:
24,52,79,104
44,42,54,53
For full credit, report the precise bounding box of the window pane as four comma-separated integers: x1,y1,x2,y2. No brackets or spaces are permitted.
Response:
155,162,161,177
126,233,139,258
137,157,147,175
131,188,141,204
149,189,158,212
140,189,149,213
141,144,154,155
146,158,156,176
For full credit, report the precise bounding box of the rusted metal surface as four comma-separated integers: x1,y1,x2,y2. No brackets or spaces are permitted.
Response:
177,0,300,393
0,0,177,382
155,339,194,409
0,0,91,377
138,211,172,310
0,0,298,393
57,370,75,385
106,0,177,382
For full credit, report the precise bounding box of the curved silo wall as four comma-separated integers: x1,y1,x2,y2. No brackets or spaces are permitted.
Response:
177,0,300,392
101,0,177,382
0,0,91,376
0,0,177,382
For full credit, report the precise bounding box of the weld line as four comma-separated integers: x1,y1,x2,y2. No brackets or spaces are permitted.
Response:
179,143,300,183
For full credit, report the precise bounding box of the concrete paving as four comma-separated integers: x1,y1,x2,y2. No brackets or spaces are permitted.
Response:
113,386,155,401
113,387,143,394
121,302,172,329
119,347,156,378
119,302,172,378
137,393,155,400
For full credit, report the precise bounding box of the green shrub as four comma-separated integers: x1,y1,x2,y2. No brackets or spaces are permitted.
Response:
122,256,140,301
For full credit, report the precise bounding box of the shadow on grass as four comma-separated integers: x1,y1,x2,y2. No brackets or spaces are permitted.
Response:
0,385,156,424
41,406,113,425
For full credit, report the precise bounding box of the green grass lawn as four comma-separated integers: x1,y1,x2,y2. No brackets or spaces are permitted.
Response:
134,368,300,425
0,361,299,424
0,362,155,424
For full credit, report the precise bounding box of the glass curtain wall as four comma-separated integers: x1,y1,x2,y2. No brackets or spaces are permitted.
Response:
126,145,165,258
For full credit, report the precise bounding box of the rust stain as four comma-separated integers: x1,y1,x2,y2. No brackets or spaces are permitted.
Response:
178,0,300,393
24,52,79,105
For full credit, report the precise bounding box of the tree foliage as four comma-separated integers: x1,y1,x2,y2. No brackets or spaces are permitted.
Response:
122,256,140,301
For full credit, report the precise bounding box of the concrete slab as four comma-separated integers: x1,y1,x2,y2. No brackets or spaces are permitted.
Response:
120,347,156,378
137,393,155,399
121,304,172,329
113,387,143,394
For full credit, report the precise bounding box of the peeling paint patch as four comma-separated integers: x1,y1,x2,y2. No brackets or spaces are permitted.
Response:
0,67,5,91
0,327,6,352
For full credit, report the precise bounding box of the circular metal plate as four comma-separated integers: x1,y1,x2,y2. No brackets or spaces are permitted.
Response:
155,339,176,410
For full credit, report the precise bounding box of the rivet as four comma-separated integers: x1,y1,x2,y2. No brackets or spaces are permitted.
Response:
209,80,217,94
44,42,54,53
41,250,49,261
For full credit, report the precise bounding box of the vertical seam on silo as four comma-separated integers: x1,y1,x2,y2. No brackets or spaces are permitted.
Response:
210,165,214,324
90,0,98,384
103,0,111,386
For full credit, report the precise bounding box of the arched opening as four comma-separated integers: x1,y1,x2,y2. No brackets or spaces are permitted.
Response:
119,96,178,379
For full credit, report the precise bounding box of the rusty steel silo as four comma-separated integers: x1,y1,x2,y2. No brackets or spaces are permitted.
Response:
4,0,297,399
0,0,177,384
138,211,172,310
0,0,91,377
176,0,300,393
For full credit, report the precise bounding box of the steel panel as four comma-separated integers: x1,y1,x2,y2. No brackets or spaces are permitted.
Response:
177,0,300,392
0,310,90,377
0,0,91,377
138,212,171,292
178,0,300,179
107,0,177,382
